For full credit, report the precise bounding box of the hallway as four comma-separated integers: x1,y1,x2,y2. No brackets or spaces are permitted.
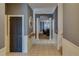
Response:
5,3,62,56
39,33,49,40
27,44,61,56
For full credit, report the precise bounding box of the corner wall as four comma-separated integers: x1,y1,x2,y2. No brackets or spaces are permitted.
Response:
0,3,5,55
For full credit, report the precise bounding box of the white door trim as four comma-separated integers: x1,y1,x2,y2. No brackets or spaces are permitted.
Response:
5,15,8,54
57,3,63,50
6,15,24,52
49,17,52,40
36,17,39,40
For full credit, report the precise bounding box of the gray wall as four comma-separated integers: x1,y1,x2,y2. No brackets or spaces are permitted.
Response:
27,5,33,34
63,3,79,46
0,4,5,49
53,7,58,34
5,3,33,35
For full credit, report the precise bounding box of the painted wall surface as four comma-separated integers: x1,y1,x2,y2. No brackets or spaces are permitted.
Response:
5,3,33,35
63,4,79,46
53,7,58,34
0,4,5,49
28,5,33,34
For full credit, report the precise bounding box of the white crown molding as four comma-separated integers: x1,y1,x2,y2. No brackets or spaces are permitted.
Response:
33,7,56,14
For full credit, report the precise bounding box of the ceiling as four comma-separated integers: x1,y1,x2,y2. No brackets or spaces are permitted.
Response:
29,3,57,9
28,3,57,14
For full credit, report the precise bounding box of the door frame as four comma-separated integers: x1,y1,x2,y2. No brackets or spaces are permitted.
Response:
6,15,24,53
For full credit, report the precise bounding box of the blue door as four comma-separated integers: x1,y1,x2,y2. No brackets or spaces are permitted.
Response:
10,17,22,52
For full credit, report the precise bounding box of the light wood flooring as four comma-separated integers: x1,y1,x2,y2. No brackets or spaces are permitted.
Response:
7,44,61,56
35,33,49,40
27,44,61,56
39,33,49,40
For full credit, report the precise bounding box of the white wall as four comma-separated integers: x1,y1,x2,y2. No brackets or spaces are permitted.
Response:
57,3,63,50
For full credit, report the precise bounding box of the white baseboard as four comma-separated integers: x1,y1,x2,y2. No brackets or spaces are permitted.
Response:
22,35,28,53
62,38,79,56
0,47,6,56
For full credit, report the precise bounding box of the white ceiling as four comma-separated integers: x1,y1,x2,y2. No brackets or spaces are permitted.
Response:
28,3,57,14
29,3,57,9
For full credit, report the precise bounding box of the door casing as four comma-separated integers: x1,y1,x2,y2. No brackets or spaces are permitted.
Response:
5,15,24,53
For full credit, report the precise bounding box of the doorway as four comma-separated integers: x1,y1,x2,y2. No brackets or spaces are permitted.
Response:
39,19,50,40
7,15,24,52
35,14,53,40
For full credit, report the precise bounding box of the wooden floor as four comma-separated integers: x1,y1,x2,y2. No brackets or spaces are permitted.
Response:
39,33,49,40
7,52,27,56
7,44,61,56
35,33,49,40
27,44,61,56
